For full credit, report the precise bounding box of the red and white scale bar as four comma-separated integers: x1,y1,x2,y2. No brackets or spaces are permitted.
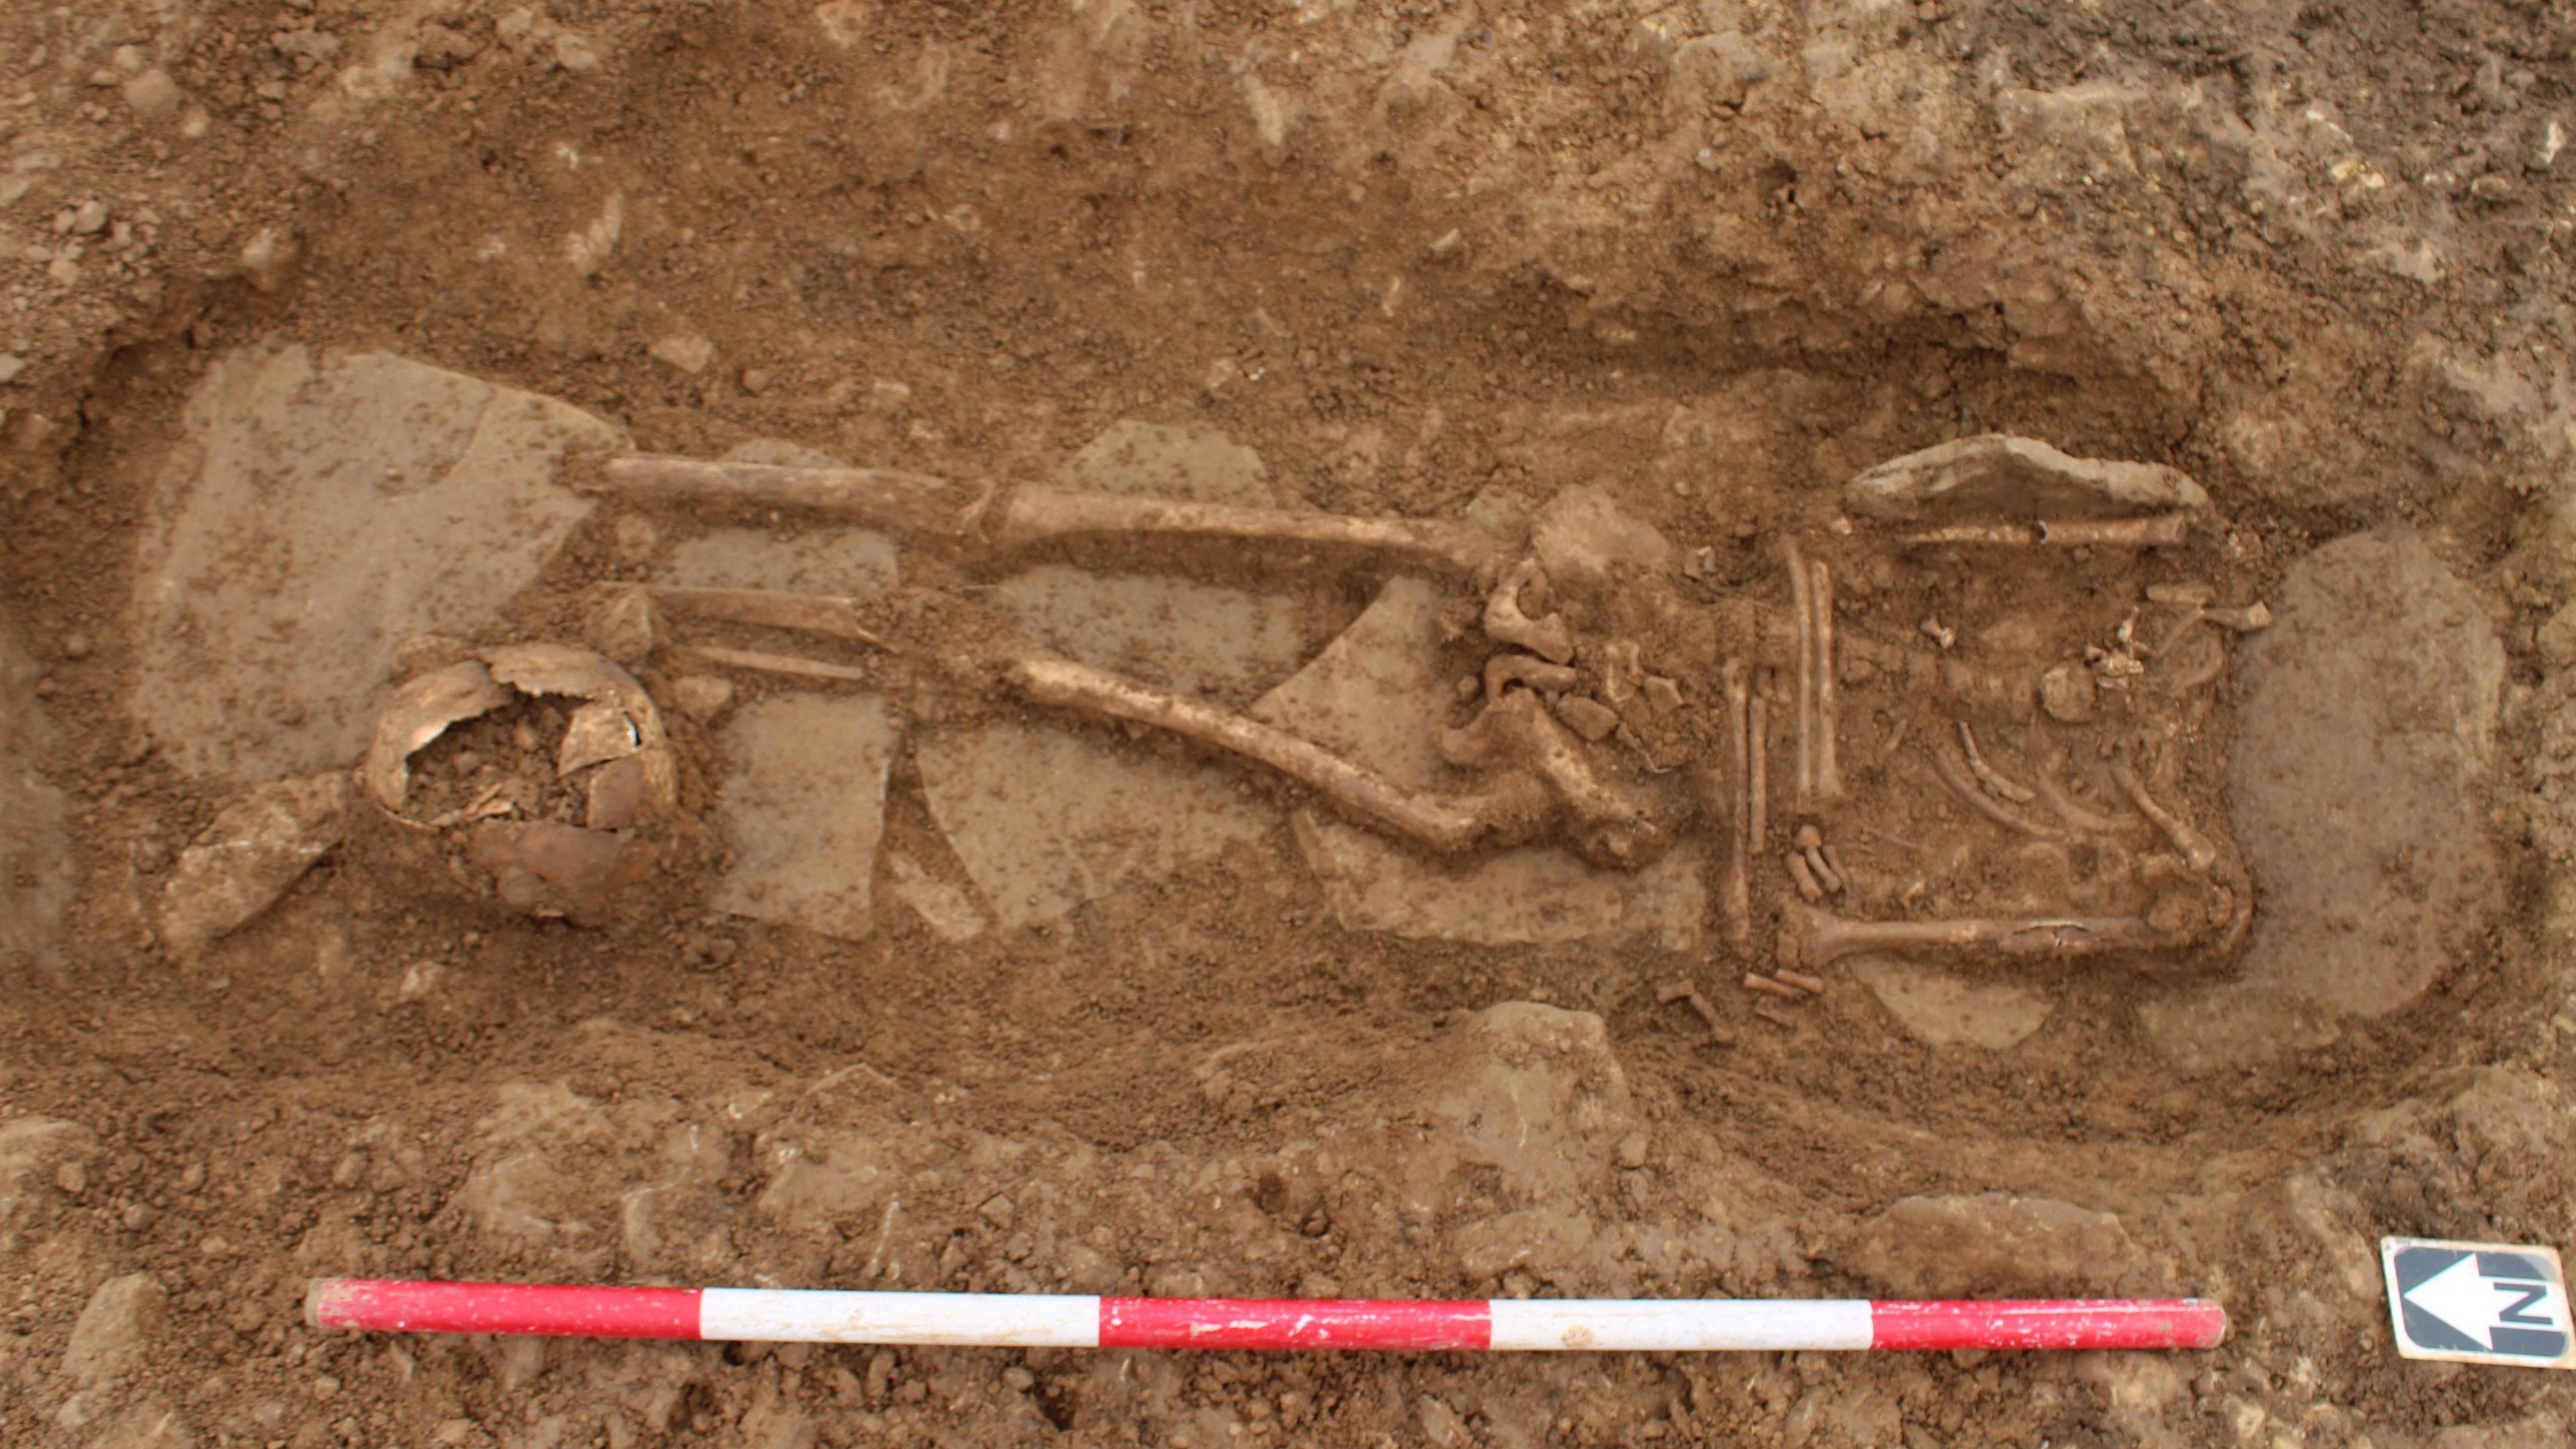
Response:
308,1280,2224,1353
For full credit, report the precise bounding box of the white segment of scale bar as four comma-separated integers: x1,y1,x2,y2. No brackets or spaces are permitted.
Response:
1487,1299,1875,1352
698,1289,1103,1346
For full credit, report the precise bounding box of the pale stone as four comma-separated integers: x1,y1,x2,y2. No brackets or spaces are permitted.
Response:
2145,529,2502,1069
1845,1193,2134,1297
64,1274,167,1387
134,345,621,782
710,696,902,941
1057,419,1277,507
1849,957,2051,1050
916,722,1271,931
158,773,350,960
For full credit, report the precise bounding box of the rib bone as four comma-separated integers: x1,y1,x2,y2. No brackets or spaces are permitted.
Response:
651,586,892,648
1928,745,2073,842
1956,721,2035,803
2108,757,2220,871
1782,904,2182,969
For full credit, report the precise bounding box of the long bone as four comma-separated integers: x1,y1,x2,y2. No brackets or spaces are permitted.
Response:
1010,655,1554,857
1810,557,1842,802
1784,538,1815,813
1780,904,2183,969
594,457,1508,576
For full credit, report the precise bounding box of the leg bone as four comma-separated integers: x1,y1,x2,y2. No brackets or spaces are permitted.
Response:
1010,655,1550,856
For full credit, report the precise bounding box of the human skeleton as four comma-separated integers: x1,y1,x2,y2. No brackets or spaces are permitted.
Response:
362,435,2264,974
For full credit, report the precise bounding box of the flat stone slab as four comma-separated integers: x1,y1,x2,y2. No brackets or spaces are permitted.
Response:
989,421,1316,707
915,722,1271,931
2144,528,2504,1069
136,345,623,782
1252,578,1703,949
989,566,1313,706
1058,419,1278,506
659,439,898,596
710,696,903,941
1849,957,2051,1051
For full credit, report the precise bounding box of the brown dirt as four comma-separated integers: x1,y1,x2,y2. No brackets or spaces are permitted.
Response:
6,1,2576,1446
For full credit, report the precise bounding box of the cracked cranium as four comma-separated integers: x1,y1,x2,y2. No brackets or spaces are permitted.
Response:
360,643,678,924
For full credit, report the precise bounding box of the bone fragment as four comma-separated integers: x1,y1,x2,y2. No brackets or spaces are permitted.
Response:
681,644,873,683
1784,538,1815,812
1955,721,2037,803
1899,515,2193,549
999,487,1505,576
2203,601,2272,631
1752,1004,1801,1030
1483,558,1576,664
599,455,968,535
1783,904,2180,968
1928,745,2073,842
1811,557,1843,802
1485,653,1581,700
1744,972,1806,1001
1786,850,1825,902
1658,981,1737,1046
1776,968,1827,995
1011,655,1550,858
1721,659,1754,945
1803,843,1843,895
1554,695,1620,743
361,661,514,812
650,586,892,649
2108,757,2220,872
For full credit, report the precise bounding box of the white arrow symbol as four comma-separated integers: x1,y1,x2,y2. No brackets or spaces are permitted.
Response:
2402,1255,2563,1350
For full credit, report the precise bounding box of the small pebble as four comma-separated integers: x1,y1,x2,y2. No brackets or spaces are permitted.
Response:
1002,1366,1036,1392
55,1160,87,1195
60,631,91,660
71,200,109,235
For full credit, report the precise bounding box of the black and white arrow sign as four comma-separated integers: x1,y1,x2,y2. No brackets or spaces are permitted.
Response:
2381,1237,2575,1369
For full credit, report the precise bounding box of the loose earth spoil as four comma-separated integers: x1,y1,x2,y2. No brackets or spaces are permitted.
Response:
6,2,2576,1447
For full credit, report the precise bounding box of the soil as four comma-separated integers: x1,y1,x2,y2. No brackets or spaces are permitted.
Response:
7,2,2576,1447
